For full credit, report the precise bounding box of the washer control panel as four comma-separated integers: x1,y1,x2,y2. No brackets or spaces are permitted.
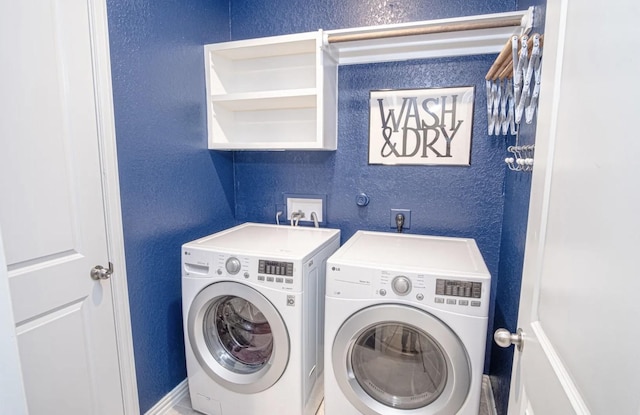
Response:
187,252,302,291
258,260,293,277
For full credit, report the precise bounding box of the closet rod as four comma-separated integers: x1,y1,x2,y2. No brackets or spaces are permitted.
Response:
327,15,525,44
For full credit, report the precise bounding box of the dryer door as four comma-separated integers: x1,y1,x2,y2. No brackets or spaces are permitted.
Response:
332,304,470,415
187,281,290,393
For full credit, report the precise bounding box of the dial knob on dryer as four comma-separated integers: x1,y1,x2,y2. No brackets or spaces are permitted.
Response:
225,257,241,275
391,276,412,296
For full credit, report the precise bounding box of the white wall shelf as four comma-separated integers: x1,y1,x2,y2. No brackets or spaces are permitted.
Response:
205,31,337,151
203,9,532,151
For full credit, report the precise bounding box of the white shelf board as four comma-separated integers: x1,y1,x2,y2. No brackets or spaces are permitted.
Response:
206,32,319,60
323,9,532,65
210,89,317,111
209,140,328,151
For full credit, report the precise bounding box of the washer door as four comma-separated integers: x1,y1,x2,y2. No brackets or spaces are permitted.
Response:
187,281,290,394
332,304,470,414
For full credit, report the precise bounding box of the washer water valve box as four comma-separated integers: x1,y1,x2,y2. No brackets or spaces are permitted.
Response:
284,193,327,225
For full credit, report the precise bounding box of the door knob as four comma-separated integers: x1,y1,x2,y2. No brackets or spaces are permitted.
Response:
91,262,114,280
494,328,524,352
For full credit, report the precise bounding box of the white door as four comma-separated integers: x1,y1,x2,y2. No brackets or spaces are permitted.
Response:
0,1,126,414
505,0,640,414
0,228,29,414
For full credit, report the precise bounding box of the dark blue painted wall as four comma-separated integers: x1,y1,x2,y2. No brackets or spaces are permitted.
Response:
231,0,515,373
230,0,515,38
106,0,233,411
489,2,546,414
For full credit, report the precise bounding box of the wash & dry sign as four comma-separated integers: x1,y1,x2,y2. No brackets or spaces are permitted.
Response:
369,86,475,165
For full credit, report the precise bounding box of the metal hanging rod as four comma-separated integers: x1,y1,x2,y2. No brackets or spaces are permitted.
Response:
323,9,533,66
326,14,526,44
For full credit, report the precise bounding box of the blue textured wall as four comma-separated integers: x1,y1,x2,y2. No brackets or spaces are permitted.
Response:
106,0,233,411
231,0,515,373
489,2,546,414
230,0,515,37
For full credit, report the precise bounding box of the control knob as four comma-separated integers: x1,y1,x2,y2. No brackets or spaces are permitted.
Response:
391,276,412,296
225,257,241,275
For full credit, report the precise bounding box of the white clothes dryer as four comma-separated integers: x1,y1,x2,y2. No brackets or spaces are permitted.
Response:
324,230,491,415
182,223,340,415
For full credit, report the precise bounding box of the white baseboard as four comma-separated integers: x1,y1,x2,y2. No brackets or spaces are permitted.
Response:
144,379,189,415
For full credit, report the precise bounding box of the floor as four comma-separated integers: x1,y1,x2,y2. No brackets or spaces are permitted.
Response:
163,396,325,415
163,376,496,415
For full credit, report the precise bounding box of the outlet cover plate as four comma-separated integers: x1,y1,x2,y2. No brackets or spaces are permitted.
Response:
390,208,411,230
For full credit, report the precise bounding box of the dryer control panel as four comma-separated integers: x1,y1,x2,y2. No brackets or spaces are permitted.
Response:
375,271,488,317
435,279,482,298
326,263,489,317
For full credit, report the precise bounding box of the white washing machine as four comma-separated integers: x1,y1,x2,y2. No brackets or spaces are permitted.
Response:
182,223,340,415
324,230,491,415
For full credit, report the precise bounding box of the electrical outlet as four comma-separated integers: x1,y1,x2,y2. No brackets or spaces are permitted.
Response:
284,194,326,225
390,209,411,230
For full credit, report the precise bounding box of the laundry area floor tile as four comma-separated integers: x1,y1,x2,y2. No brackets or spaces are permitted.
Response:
170,376,496,415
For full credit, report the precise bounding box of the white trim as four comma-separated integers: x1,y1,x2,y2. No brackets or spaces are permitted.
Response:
87,0,139,413
531,322,590,414
144,379,189,415
529,0,569,323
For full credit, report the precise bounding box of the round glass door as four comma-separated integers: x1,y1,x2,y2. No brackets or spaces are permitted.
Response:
332,304,470,415
351,323,447,409
203,295,273,373
188,282,289,393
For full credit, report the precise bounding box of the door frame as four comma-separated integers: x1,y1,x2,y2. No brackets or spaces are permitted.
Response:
86,0,139,413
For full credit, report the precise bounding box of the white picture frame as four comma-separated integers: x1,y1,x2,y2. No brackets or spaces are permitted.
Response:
369,86,475,166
